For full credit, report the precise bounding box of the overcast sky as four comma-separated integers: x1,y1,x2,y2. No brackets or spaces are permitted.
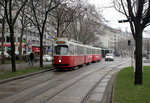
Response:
88,0,130,32
88,0,150,37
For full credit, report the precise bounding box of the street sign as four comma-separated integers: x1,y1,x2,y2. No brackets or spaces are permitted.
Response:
118,20,129,23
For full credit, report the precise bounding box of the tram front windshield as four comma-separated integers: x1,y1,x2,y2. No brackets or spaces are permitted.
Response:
55,45,69,55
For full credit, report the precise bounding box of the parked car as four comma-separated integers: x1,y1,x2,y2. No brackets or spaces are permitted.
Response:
105,53,114,61
0,51,10,57
43,55,53,62
15,51,19,60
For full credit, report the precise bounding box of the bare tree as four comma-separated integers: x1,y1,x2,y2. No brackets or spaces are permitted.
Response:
27,0,61,67
66,4,104,44
0,0,29,72
0,6,6,64
114,0,150,84
18,5,31,60
51,0,85,38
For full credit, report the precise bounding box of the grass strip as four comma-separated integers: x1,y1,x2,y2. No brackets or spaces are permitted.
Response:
0,60,26,65
113,66,150,103
0,66,51,80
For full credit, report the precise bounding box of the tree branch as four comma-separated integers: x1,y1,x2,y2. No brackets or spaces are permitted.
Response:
13,0,29,25
142,0,150,29
126,0,135,21
136,0,144,20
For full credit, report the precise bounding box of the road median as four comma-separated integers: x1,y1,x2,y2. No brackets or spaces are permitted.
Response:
0,66,53,84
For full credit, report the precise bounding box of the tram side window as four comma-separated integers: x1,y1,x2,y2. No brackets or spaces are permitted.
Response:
69,44,74,55
93,49,96,54
74,45,85,55
81,46,85,55
86,48,92,54
97,49,101,54
90,48,92,54
97,50,99,54
94,49,101,54
77,46,81,55
86,48,89,54
77,46,84,55
98,50,101,54
55,45,68,55
74,46,77,55
95,49,98,54
92,49,94,54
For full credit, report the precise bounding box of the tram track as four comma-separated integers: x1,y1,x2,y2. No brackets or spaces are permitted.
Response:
0,62,107,103
0,59,130,103
40,61,129,103
81,62,128,103
0,70,63,99
40,65,110,103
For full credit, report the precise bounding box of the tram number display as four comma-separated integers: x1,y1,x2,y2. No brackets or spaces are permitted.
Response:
56,41,65,44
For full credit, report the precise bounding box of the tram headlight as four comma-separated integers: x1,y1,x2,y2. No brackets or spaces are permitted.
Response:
59,60,61,63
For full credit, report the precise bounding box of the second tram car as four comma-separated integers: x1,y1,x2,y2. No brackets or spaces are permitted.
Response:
92,47,102,62
53,38,102,69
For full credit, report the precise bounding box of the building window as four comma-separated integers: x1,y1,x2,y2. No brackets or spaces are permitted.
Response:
0,37,4,42
14,37,16,42
6,28,9,32
44,35,46,39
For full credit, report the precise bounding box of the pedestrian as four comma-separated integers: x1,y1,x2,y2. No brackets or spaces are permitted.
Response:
29,52,34,66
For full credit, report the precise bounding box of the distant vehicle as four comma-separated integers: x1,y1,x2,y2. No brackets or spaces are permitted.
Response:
105,53,114,61
101,49,114,58
43,55,53,62
114,50,120,57
15,51,19,60
15,51,19,55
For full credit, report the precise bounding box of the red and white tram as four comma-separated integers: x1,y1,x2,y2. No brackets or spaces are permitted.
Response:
92,47,102,62
53,38,102,69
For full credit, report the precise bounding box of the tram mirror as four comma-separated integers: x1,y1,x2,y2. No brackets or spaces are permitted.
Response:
69,44,74,55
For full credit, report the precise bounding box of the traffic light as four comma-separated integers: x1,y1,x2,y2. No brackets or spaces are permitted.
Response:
128,40,131,46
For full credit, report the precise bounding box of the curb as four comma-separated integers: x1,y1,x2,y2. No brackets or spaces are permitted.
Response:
0,68,53,84
101,73,117,103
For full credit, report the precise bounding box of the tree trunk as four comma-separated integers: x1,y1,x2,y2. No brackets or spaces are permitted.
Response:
10,26,16,72
57,22,60,37
134,29,143,85
1,16,6,64
19,28,24,60
19,40,23,60
40,33,43,67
